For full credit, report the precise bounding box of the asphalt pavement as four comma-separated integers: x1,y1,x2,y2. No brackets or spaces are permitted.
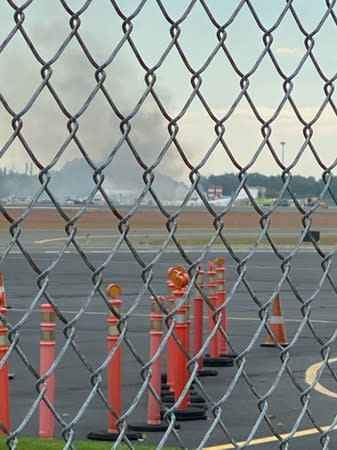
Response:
2,238,337,449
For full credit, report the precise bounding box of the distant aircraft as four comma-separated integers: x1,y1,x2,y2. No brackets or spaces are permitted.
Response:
187,197,204,207
208,196,232,207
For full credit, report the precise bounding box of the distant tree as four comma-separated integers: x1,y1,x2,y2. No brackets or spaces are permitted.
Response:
201,172,336,203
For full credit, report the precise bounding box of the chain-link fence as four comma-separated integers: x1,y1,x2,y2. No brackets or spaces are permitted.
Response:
1,1,337,449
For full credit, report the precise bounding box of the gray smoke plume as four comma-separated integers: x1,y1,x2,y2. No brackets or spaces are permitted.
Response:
1,6,190,201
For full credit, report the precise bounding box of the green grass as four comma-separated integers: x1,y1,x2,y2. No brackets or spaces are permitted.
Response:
0,437,179,450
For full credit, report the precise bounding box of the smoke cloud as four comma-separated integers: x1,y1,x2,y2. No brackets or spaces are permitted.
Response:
0,6,190,200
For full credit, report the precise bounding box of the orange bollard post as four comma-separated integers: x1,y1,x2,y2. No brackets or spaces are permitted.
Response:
173,287,190,412
88,284,142,441
165,268,177,394
0,290,14,381
193,268,218,378
215,257,227,355
106,285,122,435
39,303,56,439
163,267,188,390
165,277,206,421
215,257,236,364
147,296,164,426
204,260,234,368
129,296,180,432
207,262,218,358
193,267,204,370
0,307,10,435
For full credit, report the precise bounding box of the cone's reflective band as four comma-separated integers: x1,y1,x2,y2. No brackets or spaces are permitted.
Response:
208,262,218,359
0,307,10,435
39,304,56,439
269,316,285,324
150,298,163,331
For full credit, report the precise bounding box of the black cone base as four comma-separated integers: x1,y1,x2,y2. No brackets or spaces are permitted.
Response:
260,342,288,348
161,392,206,405
87,430,143,441
161,373,195,386
161,405,207,421
128,421,180,432
197,368,218,377
203,354,235,367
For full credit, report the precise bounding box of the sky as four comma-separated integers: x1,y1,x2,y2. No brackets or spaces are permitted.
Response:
1,0,337,193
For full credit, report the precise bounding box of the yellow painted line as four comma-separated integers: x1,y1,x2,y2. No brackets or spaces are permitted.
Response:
305,356,337,399
203,424,337,449
206,358,337,450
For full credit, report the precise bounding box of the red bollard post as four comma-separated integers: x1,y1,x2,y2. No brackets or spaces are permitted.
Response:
39,303,56,439
88,284,142,441
0,307,10,435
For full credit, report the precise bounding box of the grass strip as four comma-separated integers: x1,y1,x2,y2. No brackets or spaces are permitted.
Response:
0,437,178,450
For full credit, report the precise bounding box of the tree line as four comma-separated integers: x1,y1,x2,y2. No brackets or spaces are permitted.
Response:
0,167,336,204
200,172,337,200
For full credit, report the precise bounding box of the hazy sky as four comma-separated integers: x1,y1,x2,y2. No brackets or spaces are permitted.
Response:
1,0,337,189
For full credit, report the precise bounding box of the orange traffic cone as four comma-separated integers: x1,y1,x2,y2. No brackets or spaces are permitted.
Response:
0,274,14,379
0,273,8,308
261,295,288,347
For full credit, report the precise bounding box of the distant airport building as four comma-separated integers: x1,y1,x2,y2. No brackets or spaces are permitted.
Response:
207,184,223,200
207,184,266,202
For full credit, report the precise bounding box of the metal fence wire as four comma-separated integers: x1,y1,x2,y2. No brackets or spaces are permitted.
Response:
1,1,337,449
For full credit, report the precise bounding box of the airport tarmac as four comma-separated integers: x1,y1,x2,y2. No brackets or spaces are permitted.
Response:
2,237,337,449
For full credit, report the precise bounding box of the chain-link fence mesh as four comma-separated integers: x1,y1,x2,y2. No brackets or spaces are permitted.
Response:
1,1,337,449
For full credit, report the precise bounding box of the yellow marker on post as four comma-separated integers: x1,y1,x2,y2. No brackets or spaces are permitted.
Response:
107,283,122,299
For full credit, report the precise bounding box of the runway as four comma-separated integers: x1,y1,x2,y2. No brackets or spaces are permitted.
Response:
3,242,337,449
